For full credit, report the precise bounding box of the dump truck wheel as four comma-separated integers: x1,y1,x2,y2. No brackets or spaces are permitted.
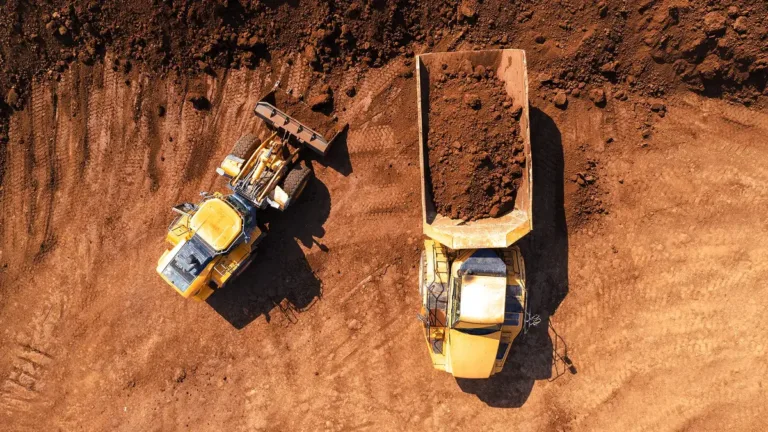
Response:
282,164,312,202
231,134,261,159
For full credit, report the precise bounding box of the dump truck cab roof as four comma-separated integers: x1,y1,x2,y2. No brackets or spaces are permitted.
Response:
447,249,507,378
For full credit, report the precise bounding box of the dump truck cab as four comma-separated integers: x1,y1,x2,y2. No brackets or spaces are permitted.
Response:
156,193,263,301
420,241,526,378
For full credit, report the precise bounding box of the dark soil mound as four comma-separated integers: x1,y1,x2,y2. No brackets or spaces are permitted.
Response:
427,60,525,221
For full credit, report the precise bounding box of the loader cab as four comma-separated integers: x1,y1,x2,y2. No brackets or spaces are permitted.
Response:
157,193,260,299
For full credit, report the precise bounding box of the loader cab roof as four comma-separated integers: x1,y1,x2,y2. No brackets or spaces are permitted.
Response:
190,198,243,251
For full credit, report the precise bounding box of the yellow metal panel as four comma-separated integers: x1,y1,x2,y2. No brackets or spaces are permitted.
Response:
458,275,506,324
189,199,242,251
447,329,501,379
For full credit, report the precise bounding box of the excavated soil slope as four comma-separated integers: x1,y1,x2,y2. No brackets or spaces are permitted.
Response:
1,1,768,431
427,60,525,220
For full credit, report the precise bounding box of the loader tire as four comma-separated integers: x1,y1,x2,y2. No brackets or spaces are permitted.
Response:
282,163,312,203
231,134,261,159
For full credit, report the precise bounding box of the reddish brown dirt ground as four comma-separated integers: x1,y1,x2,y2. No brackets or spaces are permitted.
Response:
1,1,768,431
427,60,525,221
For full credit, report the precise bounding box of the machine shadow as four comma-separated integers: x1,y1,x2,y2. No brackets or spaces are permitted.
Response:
206,175,331,329
305,126,353,177
456,106,570,408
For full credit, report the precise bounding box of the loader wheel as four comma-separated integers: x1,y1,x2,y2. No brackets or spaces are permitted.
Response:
282,164,312,203
231,134,261,159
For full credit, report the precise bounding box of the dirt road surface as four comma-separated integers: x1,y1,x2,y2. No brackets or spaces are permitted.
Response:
1,46,767,431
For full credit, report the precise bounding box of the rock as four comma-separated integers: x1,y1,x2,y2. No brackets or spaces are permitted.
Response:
697,54,722,80
733,17,748,34
489,204,502,218
463,93,481,109
703,12,726,36
598,2,608,18
589,88,606,105
727,6,740,18
451,141,462,150
534,34,546,44
614,89,628,101
509,104,522,119
650,101,666,112
173,367,186,383
347,319,362,330
459,0,478,19
553,91,568,109
345,87,356,97
600,61,618,74
308,92,332,111
459,59,474,76
5,88,19,107
58,26,68,36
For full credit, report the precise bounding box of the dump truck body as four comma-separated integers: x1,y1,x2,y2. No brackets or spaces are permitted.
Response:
416,49,532,378
417,49,532,249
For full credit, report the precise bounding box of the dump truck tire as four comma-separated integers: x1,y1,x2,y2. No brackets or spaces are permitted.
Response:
283,164,312,202
231,134,261,159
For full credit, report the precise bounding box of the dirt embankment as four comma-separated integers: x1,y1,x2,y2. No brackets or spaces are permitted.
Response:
427,59,525,221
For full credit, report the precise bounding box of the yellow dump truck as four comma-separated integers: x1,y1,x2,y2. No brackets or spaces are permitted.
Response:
156,88,344,301
416,49,534,378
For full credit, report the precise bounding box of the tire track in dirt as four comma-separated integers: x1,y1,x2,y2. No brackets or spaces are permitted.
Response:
284,53,312,97
0,293,63,421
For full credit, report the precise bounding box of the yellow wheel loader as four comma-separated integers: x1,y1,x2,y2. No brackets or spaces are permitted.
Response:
156,89,344,301
415,49,539,378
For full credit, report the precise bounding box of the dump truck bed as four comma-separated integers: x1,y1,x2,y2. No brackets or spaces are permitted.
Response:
416,49,532,249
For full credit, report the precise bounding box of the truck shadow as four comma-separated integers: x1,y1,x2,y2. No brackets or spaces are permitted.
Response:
456,106,570,407
206,174,331,329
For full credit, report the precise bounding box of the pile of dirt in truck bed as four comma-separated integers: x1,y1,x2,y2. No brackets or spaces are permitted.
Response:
427,60,525,221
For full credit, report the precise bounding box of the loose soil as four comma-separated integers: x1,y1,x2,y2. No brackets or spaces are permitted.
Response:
427,60,525,220
270,89,340,144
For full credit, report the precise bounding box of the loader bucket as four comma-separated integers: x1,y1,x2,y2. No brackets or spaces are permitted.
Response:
416,49,532,249
255,89,346,156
